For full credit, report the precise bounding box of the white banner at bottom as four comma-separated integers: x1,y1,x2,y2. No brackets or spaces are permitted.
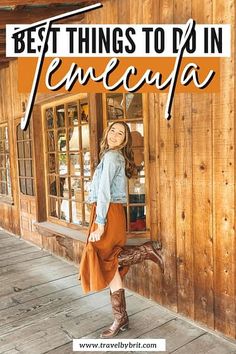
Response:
73,338,166,352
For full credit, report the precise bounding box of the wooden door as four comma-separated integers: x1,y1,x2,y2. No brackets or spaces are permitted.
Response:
15,119,41,246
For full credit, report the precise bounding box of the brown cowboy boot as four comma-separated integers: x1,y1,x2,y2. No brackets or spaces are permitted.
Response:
100,289,129,338
118,241,164,273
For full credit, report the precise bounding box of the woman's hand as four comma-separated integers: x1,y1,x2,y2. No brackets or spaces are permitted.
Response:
88,224,105,242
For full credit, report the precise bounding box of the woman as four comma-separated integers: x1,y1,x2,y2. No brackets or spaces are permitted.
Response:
79,121,164,338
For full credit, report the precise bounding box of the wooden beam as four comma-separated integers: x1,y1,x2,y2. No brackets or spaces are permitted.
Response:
0,6,86,28
0,0,99,6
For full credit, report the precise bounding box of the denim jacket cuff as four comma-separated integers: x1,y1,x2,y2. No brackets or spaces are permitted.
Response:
95,215,106,225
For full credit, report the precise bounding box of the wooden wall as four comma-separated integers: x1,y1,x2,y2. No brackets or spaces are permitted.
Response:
85,0,236,339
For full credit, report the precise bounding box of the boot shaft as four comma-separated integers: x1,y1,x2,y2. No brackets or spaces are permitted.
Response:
110,288,127,319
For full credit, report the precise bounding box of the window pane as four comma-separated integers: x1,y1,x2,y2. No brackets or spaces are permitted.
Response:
49,197,58,217
59,177,69,198
80,101,89,123
129,205,146,231
24,141,31,158
57,129,67,152
60,199,70,222
18,160,25,177
71,177,81,200
46,108,54,129
56,105,65,127
68,102,78,126
69,127,80,151
126,93,143,119
83,151,91,177
20,178,26,195
107,93,124,120
71,201,83,225
69,153,80,176
17,142,24,158
47,131,55,152
128,122,144,167
26,179,34,196
129,176,146,196
58,153,67,175
81,124,90,149
25,160,32,177
49,175,57,196
48,153,56,173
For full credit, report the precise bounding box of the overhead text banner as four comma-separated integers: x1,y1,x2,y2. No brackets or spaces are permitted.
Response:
6,24,230,57
18,57,220,93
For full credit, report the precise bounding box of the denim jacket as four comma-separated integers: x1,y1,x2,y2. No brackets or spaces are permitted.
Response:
87,150,127,225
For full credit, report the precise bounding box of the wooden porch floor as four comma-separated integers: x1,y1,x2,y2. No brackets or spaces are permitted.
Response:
0,230,236,354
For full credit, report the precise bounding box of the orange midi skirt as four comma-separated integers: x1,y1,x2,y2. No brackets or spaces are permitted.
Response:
79,203,129,293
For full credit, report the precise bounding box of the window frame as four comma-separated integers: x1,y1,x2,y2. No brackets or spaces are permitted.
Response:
0,123,13,204
42,94,94,231
102,93,150,238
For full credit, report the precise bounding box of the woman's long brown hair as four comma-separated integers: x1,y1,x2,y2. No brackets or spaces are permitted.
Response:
99,122,137,179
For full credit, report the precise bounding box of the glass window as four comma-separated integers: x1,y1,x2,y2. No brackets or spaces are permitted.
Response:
44,97,91,227
16,123,34,196
0,125,12,201
105,93,147,233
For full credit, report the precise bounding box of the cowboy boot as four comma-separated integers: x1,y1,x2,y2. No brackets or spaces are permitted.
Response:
100,289,129,338
118,241,164,273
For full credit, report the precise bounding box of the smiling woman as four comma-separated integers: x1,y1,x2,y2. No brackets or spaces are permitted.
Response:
79,121,163,338
107,123,125,148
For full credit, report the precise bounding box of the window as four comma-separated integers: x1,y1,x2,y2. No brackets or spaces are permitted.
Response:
0,124,12,201
44,96,91,227
105,93,147,233
16,123,35,196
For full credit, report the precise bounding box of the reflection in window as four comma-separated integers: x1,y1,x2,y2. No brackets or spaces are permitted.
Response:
126,93,143,119
16,123,34,196
107,93,124,120
106,93,146,232
45,97,91,226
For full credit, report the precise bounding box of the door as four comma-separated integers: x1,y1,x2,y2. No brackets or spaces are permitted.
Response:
15,119,40,245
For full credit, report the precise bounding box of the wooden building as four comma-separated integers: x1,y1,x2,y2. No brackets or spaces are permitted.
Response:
0,0,235,341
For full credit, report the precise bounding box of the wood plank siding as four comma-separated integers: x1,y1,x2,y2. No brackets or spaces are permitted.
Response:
0,0,235,341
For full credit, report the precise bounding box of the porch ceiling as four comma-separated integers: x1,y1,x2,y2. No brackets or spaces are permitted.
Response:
0,0,99,68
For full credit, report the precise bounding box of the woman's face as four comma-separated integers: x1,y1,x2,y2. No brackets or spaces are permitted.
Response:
107,123,126,148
